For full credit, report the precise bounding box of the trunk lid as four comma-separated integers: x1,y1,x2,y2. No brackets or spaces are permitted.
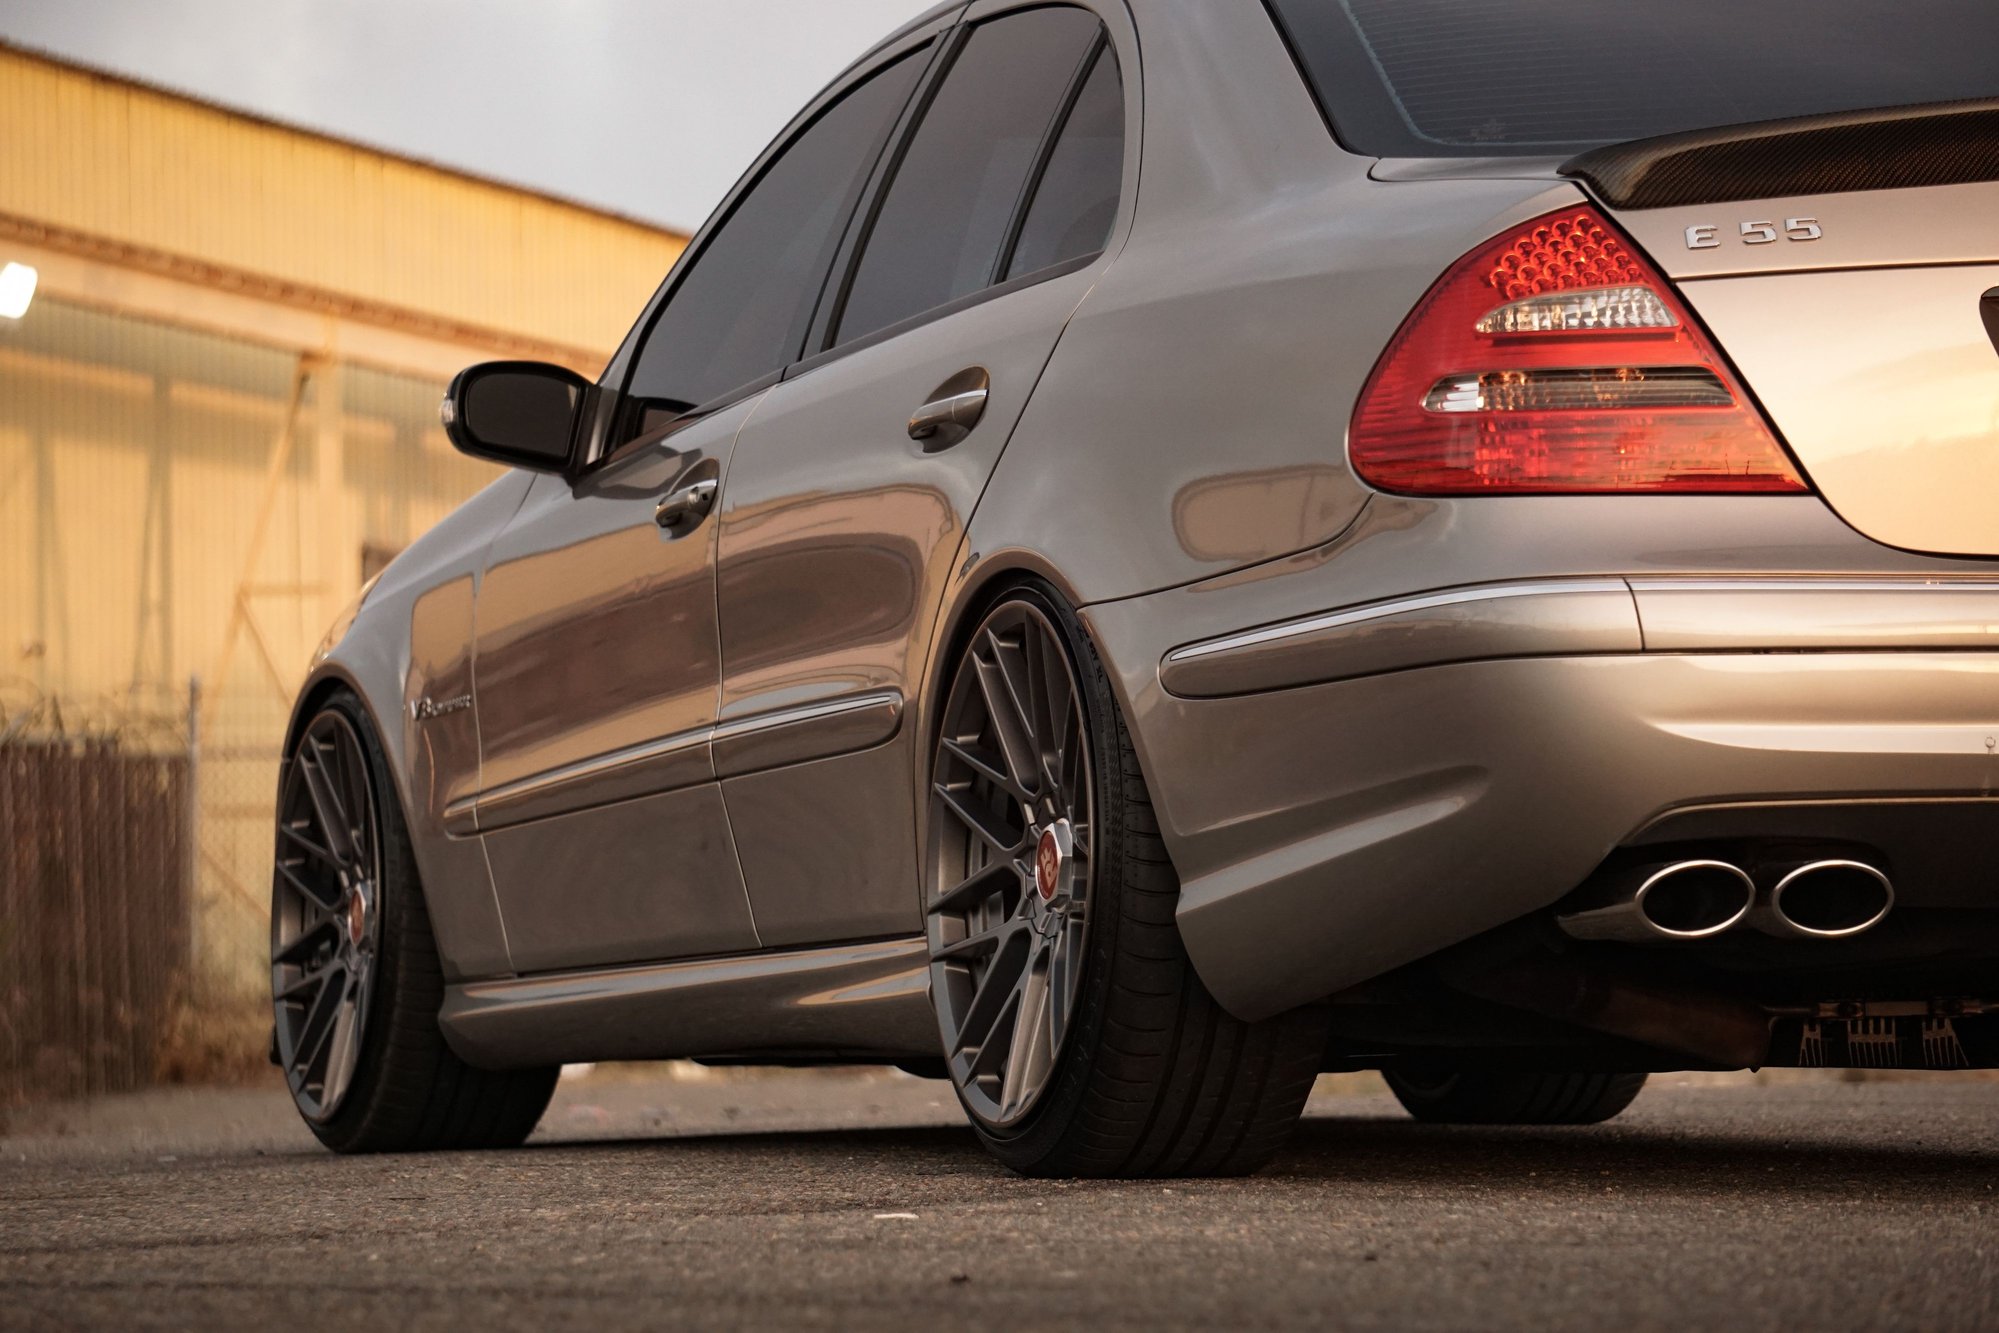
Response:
1566,109,1999,557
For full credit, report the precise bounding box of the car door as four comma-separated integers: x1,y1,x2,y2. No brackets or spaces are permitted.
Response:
713,1,1133,948
467,40,936,974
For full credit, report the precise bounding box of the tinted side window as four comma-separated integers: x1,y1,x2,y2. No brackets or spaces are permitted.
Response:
625,48,925,421
835,8,1103,345
1005,45,1122,280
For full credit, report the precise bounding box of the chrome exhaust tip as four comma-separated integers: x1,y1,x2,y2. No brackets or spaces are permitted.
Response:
1753,860,1894,939
1557,860,1756,944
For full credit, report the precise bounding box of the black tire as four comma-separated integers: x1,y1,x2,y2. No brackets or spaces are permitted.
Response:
928,584,1329,1178
1384,1068,1648,1125
274,690,558,1153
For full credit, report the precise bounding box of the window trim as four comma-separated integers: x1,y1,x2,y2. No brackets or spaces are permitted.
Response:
785,249,1101,381
816,8,1112,354
786,22,971,390
993,32,1113,284
798,20,973,364
586,0,1134,470
576,23,953,473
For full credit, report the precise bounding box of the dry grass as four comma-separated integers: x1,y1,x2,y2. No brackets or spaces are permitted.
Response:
152,982,270,1089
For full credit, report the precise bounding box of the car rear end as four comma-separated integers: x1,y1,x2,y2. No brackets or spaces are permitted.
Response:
1099,0,1999,1075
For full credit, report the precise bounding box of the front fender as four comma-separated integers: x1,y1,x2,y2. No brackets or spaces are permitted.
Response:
282,471,534,982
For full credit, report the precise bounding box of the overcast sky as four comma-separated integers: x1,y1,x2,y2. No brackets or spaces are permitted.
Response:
0,0,939,234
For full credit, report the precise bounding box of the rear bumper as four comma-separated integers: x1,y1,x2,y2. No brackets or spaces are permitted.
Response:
1085,577,1999,1021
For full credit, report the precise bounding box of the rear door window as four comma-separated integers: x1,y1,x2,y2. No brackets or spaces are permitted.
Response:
834,7,1106,345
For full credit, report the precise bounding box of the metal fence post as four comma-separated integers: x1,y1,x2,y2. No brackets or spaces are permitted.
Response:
185,674,202,980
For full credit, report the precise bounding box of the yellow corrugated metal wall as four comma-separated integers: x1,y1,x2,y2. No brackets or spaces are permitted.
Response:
0,43,686,355
0,299,513,993
0,44,693,1008
0,301,493,707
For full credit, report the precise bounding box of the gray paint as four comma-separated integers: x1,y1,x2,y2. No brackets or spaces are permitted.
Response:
290,0,1999,1060
438,937,935,1068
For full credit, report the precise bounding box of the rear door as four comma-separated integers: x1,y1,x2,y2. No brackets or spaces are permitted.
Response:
712,1,1133,947
469,41,934,973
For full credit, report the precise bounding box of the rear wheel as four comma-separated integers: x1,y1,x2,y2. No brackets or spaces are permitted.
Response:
1384,1068,1648,1125
925,585,1328,1177
272,691,558,1152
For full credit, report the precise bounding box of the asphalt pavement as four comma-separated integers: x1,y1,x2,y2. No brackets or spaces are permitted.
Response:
4,1068,1995,1331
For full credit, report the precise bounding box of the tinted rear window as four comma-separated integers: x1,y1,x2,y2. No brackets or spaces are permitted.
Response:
1265,0,1999,156
1006,46,1123,281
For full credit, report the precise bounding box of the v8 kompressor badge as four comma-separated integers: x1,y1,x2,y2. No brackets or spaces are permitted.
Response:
410,694,471,722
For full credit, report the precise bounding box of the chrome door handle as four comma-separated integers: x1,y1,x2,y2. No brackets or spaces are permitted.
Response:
907,367,991,451
654,477,718,529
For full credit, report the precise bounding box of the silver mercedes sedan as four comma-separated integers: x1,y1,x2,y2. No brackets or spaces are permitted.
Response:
272,0,1999,1174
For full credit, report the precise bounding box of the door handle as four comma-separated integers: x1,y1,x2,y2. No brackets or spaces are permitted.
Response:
908,367,991,451
654,477,718,530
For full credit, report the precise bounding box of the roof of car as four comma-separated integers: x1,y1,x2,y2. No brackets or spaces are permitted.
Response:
847,1,971,76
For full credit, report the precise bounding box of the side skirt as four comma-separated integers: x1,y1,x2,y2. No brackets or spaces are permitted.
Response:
439,937,938,1070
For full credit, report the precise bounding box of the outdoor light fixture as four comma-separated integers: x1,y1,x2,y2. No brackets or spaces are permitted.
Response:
0,262,37,319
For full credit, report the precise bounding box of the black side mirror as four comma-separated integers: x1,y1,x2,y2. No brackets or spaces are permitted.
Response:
441,361,589,471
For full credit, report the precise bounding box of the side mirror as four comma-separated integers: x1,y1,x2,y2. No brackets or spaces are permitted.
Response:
441,361,589,471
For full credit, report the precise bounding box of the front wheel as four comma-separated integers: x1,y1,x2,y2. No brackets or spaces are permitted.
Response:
925,586,1328,1177
1384,1068,1649,1125
272,691,558,1152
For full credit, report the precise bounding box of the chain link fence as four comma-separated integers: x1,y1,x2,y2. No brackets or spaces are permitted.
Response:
184,685,290,1083
1,687,191,1104
0,679,301,1106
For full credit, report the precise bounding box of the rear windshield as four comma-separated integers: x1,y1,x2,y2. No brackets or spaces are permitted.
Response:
1264,0,1999,157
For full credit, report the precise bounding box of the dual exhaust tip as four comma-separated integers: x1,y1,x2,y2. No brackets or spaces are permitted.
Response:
1559,858,1894,945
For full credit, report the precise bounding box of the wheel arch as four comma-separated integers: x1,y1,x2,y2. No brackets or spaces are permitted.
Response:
281,662,414,832
920,548,1099,757
914,546,1178,899
279,663,430,917
281,664,368,762
281,650,514,982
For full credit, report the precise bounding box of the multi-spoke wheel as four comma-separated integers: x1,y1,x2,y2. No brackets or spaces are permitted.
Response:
928,598,1094,1128
925,586,1329,1177
271,691,558,1153
272,709,381,1121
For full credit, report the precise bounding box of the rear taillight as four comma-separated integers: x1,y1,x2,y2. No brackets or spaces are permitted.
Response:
1349,206,1806,495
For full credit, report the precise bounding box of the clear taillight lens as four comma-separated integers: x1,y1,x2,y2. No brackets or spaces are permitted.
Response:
1349,207,1808,495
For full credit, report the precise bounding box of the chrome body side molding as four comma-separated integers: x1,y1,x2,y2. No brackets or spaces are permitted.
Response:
713,690,904,779
1160,580,1638,698
438,936,938,1070
1162,576,1999,699
445,689,905,835
1627,578,1999,651
446,726,714,835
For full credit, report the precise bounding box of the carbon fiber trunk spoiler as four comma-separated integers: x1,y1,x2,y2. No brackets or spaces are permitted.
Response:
1560,99,1999,209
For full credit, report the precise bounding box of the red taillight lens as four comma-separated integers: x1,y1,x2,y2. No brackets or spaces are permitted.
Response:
1349,206,1807,495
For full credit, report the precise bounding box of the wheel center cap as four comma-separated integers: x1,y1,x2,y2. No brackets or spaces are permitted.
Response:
1034,821,1072,903
345,884,370,950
